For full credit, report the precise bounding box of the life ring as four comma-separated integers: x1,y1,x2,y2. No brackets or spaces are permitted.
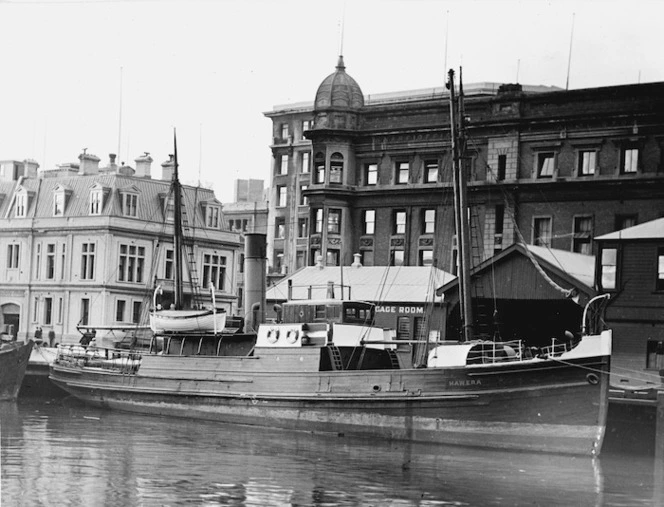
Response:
266,329,279,344
286,330,299,344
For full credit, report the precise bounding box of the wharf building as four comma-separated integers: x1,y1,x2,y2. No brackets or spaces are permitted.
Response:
264,56,664,371
0,153,241,345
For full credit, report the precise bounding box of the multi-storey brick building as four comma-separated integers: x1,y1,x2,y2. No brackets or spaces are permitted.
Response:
0,153,241,345
265,56,664,278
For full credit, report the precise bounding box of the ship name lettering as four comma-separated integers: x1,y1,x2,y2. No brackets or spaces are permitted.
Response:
448,379,482,387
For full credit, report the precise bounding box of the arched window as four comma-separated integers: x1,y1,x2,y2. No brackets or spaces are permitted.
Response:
330,152,343,184
314,152,325,184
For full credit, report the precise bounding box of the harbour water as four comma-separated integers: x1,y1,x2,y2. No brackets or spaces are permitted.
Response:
1,396,662,506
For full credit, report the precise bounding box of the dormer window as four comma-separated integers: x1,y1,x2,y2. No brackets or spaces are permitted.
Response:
53,184,72,217
164,197,174,222
206,205,220,228
90,189,103,215
122,193,138,217
15,192,27,218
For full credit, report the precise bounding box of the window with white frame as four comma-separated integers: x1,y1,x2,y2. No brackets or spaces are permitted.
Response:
53,191,65,216
365,163,377,185
116,299,126,322
44,297,53,325
299,185,308,206
313,208,323,233
622,147,639,174
572,216,593,254
15,192,27,218
396,161,409,184
7,244,19,269
118,244,145,283
90,189,103,214
328,209,341,234
164,197,174,222
81,243,95,280
277,186,287,207
122,192,138,217
600,247,618,290
363,210,375,235
578,150,597,176
422,209,435,234
46,243,55,279
206,205,220,228
301,152,310,173
165,249,174,279
424,161,438,183
202,254,226,290
393,210,407,234
330,153,343,184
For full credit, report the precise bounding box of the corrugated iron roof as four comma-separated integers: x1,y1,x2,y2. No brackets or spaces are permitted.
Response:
526,245,596,289
267,266,455,303
595,217,664,241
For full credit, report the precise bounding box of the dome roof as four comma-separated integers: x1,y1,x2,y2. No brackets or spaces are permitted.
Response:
314,56,364,111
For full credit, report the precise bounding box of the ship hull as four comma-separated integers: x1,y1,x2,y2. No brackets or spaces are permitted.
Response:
50,352,610,455
0,341,34,401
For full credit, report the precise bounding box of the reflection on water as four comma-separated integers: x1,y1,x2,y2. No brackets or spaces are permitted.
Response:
1,397,662,506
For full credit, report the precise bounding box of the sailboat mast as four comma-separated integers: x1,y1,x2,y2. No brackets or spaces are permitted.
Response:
172,130,184,309
447,69,474,341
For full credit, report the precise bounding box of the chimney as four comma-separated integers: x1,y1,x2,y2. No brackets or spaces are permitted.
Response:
23,159,39,178
351,253,362,268
161,154,175,181
135,152,153,178
315,255,324,269
107,153,118,173
78,150,100,175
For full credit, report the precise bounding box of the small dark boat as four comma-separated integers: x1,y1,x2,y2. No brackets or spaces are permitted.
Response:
0,340,34,400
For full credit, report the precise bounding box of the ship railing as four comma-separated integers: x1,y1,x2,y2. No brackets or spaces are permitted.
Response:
466,340,529,364
540,339,571,358
56,345,141,374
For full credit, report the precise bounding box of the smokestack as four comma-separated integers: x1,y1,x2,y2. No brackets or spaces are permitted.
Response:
135,152,153,178
244,233,267,333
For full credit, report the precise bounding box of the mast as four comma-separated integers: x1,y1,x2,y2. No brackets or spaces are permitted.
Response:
447,69,474,341
172,129,184,309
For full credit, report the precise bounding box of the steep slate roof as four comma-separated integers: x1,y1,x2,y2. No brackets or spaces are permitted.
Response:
266,266,454,304
595,217,664,241
1,173,219,229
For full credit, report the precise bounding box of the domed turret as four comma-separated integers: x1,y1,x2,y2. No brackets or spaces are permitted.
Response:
313,56,363,130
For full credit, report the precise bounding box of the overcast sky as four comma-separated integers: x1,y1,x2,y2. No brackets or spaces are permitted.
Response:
1,0,663,202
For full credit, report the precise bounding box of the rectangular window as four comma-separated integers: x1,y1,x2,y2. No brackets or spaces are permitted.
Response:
35,243,41,279
419,250,433,266
326,249,339,266
622,148,638,174
132,301,142,324
60,244,66,280
391,250,405,266
497,154,507,181
301,120,311,138
315,158,325,184
394,210,407,234
495,205,505,235
615,214,637,231
165,249,174,279
123,193,138,217
363,210,375,235
365,163,377,185
164,198,174,222
7,244,19,269
298,218,308,238
578,150,597,176
313,208,323,233
299,185,308,206
15,194,27,218
330,154,343,184
396,162,409,184
80,298,90,326
361,250,374,267
657,247,664,291
46,243,55,279
301,152,310,173
424,161,438,183
57,297,63,324
536,152,555,178
533,217,552,247
275,217,286,239
422,209,435,234
296,251,306,269
43,297,53,325
600,248,617,290
81,243,95,280
279,154,289,175
202,254,226,290
54,193,65,216
328,209,341,234
277,186,287,207
116,300,126,322
573,216,593,254
206,206,219,228
118,245,145,283
33,297,39,322
90,191,102,214
280,123,289,141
